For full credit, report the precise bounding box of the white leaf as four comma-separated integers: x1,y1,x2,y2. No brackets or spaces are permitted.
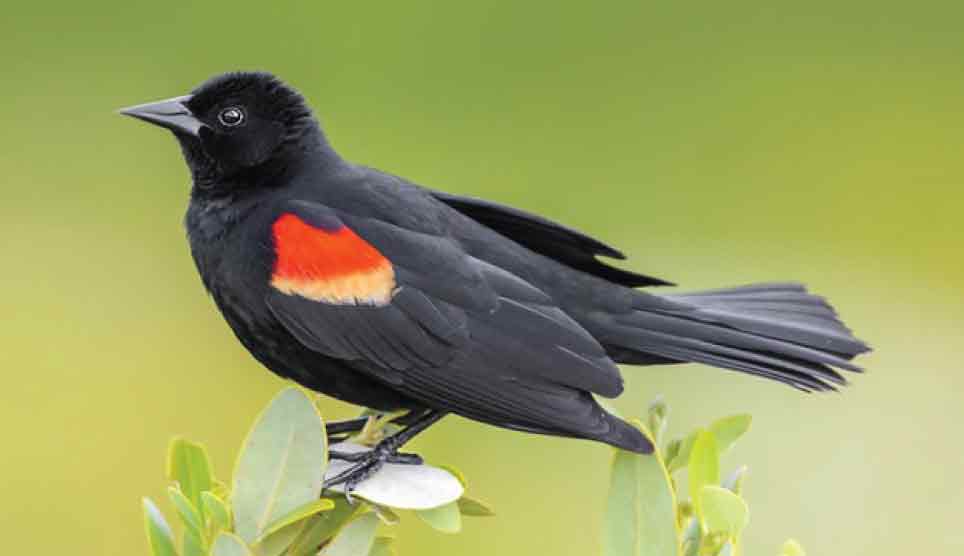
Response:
324,442,463,510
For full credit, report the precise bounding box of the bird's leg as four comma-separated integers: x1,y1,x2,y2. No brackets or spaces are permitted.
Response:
325,410,427,444
324,417,371,444
324,410,445,497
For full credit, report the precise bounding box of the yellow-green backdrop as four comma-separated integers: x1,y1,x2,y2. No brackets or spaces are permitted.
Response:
2,1,961,554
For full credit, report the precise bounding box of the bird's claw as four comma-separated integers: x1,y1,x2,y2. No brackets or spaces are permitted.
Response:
329,447,423,465
324,443,424,503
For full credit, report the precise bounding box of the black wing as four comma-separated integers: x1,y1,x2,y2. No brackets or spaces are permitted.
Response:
264,200,649,452
431,191,673,287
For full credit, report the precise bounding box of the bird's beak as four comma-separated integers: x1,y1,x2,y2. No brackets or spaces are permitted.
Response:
118,95,202,137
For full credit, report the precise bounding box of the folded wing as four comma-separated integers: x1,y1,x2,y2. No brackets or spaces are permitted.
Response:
264,199,650,452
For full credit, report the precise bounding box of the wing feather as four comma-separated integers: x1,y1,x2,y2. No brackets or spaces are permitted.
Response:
265,199,631,443
432,190,673,287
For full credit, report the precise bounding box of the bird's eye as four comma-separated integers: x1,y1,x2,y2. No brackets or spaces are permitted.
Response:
218,106,245,127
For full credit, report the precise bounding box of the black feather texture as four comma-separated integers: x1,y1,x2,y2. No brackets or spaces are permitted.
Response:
590,283,869,392
120,71,871,456
432,191,674,287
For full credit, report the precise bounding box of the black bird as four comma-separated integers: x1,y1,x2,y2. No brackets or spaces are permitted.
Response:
121,72,870,491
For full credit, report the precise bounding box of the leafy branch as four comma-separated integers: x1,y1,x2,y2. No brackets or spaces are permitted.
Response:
143,387,492,556
143,389,808,556
604,399,806,556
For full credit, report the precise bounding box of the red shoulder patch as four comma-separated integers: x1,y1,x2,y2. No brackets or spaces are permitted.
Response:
270,213,396,306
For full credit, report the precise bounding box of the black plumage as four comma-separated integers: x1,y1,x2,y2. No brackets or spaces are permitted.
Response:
121,71,871,461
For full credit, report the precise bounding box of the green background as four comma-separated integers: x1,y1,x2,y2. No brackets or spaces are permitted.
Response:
2,1,961,554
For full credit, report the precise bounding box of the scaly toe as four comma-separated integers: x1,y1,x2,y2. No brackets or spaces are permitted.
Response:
328,449,369,463
386,452,423,465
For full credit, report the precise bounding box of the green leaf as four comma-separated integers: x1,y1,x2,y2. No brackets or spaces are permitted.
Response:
718,541,734,556
211,532,252,556
287,499,358,556
666,415,751,473
688,429,720,528
680,518,700,556
701,486,749,537
182,530,205,556
201,491,232,533
320,513,379,556
260,498,335,540
372,505,400,525
143,498,178,556
231,387,328,544
255,520,305,556
167,486,203,540
666,433,697,473
708,415,752,455
416,501,462,534
779,539,806,556
457,496,496,517
167,437,214,511
369,536,396,556
603,423,680,556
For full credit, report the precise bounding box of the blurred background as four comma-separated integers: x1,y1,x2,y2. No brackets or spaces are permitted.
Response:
2,1,961,554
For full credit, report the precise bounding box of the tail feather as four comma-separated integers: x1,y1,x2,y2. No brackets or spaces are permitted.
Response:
596,283,870,392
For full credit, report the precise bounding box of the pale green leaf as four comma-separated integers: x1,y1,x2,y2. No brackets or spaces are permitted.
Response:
287,499,358,556
718,541,734,556
700,532,728,555
255,520,305,556
211,532,252,556
372,504,400,525
603,423,680,556
416,501,462,534
368,536,396,556
167,437,214,511
167,486,203,539
701,486,749,537
260,498,335,540
681,518,701,556
143,498,178,556
231,387,327,544
688,429,720,527
457,496,495,517
320,513,379,556
667,415,751,473
708,415,752,454
666,433,697,473
779,539,806,556
201,491,231,533
182,530,205,556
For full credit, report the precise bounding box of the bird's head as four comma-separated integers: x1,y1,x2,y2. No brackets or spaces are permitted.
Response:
120,71,325,187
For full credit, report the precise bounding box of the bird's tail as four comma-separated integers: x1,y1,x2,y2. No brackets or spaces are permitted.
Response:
593,283,870,391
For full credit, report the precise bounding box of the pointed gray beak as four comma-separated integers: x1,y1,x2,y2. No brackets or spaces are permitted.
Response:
118,95,202,137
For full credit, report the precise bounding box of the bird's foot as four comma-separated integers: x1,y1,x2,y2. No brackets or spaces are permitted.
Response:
329,447,423,465
325,440,424,503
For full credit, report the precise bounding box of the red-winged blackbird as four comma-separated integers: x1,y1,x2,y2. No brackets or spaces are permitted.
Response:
121,72,869,490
